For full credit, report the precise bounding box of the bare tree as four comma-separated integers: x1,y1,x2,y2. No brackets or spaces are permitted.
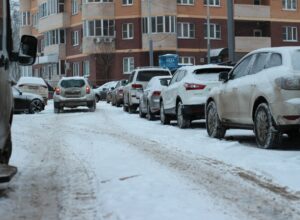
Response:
97,41,115,82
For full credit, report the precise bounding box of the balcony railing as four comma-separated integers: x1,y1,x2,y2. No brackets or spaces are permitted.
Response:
82,36,116,54
38,13,70,33
235,36,271,52
142,33,177,51
44,44,66,59
234,4,270,20
82,2,114,20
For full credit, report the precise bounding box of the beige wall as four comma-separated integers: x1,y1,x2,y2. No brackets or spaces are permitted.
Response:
82,2,114,20
141,0,177,17
82,37,115,54
235,36,271,52
115,0,141,18
142,33,177,50
38,13,70,33
44,44,66,59
234,4,270,20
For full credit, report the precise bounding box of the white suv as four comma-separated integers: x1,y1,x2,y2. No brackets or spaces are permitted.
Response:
206,47,300,149
53,77,96,113
160,65,232,128
123,67,172,113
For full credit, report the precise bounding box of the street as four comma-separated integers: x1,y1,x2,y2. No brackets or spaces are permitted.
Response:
0,101,300,220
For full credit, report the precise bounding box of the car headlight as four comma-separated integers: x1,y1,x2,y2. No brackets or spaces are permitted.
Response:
275,76,300,90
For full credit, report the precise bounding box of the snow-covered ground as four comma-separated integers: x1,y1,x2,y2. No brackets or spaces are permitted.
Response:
1,101,300,220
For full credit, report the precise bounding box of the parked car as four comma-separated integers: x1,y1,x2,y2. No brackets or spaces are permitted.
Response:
205,47,300,149
111,79,128,107
160,64,232,128
13,87,44,114
94,81,117,102
17,76,49,105
106,81,118,104
123,67,172,113
53,77,96,113
139,76,171,120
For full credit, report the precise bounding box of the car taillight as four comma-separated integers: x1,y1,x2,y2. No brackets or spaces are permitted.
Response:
275,76,300,90
132,84,143,89
55,87,60,95
283,115,300,120
184,83,206,90
152,91,161,96
86,86,91,94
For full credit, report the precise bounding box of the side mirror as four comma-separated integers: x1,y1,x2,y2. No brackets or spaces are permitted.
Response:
219,71,229,82
18,35,38,66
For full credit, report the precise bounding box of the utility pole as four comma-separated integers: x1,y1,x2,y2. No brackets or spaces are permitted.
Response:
227,0,235,63
206,0,211,64
147,0,154,66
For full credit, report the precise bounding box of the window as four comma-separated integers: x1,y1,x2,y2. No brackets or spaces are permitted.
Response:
84,0,113,2
44,29,65,46
204,23,221,39
72,0,78,15
122,0,133,5
177,0,194,5
177,23,195,38
231,55,254,79
204,0,220,6
253,29,262,37
39,3,47,18
73,62,80,76
249,53,268,75
21,11,30,26
83,60,90,77
267,53,282,68
72,31,79,46
123,57,134,74
122,23,134,39
32,13,38,28
283,26,298,42
179,56,195,65
83,20,115,37
282,0,297,10
142,16,176,34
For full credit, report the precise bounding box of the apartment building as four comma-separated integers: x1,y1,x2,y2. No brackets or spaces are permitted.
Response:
19,0,300,86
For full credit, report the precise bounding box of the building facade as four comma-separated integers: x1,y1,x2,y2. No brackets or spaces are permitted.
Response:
20,0,300,86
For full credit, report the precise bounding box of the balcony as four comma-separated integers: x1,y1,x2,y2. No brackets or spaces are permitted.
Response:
82,37,116,54
235,36,271,52
20,26,32,36
141,0,176,16
20,0,31,11
234,4,270,20
82,2,114,20
44,44,66,59
142,33,177,51
38,13,70,33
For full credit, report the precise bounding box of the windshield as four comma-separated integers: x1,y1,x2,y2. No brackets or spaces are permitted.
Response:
194,68,231,81
137,70,170,81
60,79,85,88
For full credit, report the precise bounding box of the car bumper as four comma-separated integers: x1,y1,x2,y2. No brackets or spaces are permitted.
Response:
271,98,300,126
182,104,205,118
54,96,94,108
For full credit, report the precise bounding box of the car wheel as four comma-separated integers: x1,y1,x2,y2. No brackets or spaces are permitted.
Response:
116,101,121,107
254,103,282,149
139,102,146,118
176,101,190,129
0,133,12,164
95,95,100,103
29,99,43,114
128,105,136,114
160,102,170,125
89,101,96,112
206,101,226,139
146,103,155,121
123,105,128,112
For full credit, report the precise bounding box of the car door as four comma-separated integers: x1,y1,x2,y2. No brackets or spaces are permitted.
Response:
124,71,134,104
163,70,180,110
142,81,152,110
219,54,255,123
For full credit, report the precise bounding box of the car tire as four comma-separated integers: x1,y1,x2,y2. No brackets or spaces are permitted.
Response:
139,102,146,118
206,101,226,139
254,103,282,149
160,102,170,125
89,101,96,112
95,95,100,103
128,105,136,114
0,133,12,164
29,99,43,114
146,103,155,121
116,101,121,107
176,101,190,129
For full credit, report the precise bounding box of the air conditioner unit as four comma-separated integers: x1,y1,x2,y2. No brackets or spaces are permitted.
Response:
103,37,114,43
95,37,102,43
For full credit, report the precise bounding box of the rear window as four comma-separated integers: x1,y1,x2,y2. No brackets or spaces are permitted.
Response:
60,79,85,88
194,68,231,81
136,70,170,81
160,78,170,86
292,50,300,71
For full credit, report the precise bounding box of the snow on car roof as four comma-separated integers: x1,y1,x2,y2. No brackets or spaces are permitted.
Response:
17,77,47,86
178,64,232,73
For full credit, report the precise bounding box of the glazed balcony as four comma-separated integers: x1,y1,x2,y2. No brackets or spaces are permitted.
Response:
82,2,114,20
38,13,70,33
44,44,66,59
234,4,270,20
142,33,177,51
235,36,271,52
141,0,176,17
82,37,116,54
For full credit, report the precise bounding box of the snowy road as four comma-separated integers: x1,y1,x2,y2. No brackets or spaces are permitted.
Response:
1,101,300,220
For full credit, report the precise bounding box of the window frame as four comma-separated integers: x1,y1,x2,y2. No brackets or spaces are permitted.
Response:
123,57,135,74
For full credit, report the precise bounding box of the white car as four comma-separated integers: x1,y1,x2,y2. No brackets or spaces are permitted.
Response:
93,81,118,102
206,47,300,149
53,77,96,113
123,67,172,113
160,64,232,128
139,76,171,120
17,76,49,105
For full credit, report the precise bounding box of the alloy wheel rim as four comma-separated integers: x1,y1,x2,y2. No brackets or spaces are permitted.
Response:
256,109,268,144
31,100,41,113
177,104,183,126
207,105,217,135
